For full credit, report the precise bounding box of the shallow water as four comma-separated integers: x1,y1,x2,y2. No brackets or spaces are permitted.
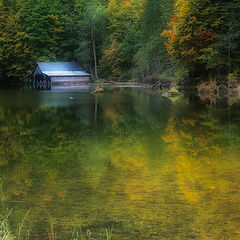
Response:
0,88,240,239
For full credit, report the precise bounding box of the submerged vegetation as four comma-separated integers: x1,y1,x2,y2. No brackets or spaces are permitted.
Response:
0,0,240,85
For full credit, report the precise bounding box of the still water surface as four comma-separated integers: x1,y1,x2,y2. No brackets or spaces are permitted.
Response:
0,88,240,239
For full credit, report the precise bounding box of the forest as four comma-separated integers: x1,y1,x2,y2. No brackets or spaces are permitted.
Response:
0,0,240,85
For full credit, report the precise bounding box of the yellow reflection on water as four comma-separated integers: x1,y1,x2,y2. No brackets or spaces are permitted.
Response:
163,113,240,239
0,89,240,239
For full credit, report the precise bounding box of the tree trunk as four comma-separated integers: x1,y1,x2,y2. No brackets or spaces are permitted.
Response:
91,24,98,81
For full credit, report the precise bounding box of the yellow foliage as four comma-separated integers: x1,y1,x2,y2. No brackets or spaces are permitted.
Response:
181,47,196,57
101,40,122,77
102,0,145,76
162,0,191,56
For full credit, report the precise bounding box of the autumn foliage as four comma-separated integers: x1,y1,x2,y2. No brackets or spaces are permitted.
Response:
0,0,240,83
162,0,240,82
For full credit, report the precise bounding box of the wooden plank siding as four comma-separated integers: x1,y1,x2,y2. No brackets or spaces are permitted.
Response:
51,76,89,82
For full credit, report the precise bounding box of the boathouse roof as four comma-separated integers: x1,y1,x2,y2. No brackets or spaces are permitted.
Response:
29,62,90,77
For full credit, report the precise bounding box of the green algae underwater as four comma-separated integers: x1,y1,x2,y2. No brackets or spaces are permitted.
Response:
0,88,240,239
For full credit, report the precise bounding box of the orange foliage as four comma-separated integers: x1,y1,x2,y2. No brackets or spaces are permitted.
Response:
162,0,221,66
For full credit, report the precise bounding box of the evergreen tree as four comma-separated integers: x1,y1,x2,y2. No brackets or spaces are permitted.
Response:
18,0,64,61
133,0,173,80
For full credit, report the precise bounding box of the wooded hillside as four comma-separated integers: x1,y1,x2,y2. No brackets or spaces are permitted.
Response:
0,0,239,84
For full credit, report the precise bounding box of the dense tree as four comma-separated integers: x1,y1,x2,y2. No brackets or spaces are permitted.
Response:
62,0,107,79
100,0,145,80
162,0,240,83
18,0,64,61
0,0,239,83
133,0,173,80
0,0,31,81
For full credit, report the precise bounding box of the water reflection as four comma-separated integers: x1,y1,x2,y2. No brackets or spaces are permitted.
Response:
0,88,240,239
30,82,90,91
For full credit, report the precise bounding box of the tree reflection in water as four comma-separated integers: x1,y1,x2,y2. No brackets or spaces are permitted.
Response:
0,89,240,239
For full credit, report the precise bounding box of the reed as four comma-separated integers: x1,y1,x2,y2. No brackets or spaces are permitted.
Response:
0,209,14,240
72,226,113,240
16,209,31,240
0,206,113,240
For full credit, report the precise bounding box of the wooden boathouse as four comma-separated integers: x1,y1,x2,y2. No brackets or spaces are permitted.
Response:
28,62,90,87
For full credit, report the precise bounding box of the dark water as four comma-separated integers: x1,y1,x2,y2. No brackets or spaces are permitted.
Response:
0,88,240,239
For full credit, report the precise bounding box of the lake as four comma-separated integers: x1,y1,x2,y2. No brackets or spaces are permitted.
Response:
0,88,240,239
